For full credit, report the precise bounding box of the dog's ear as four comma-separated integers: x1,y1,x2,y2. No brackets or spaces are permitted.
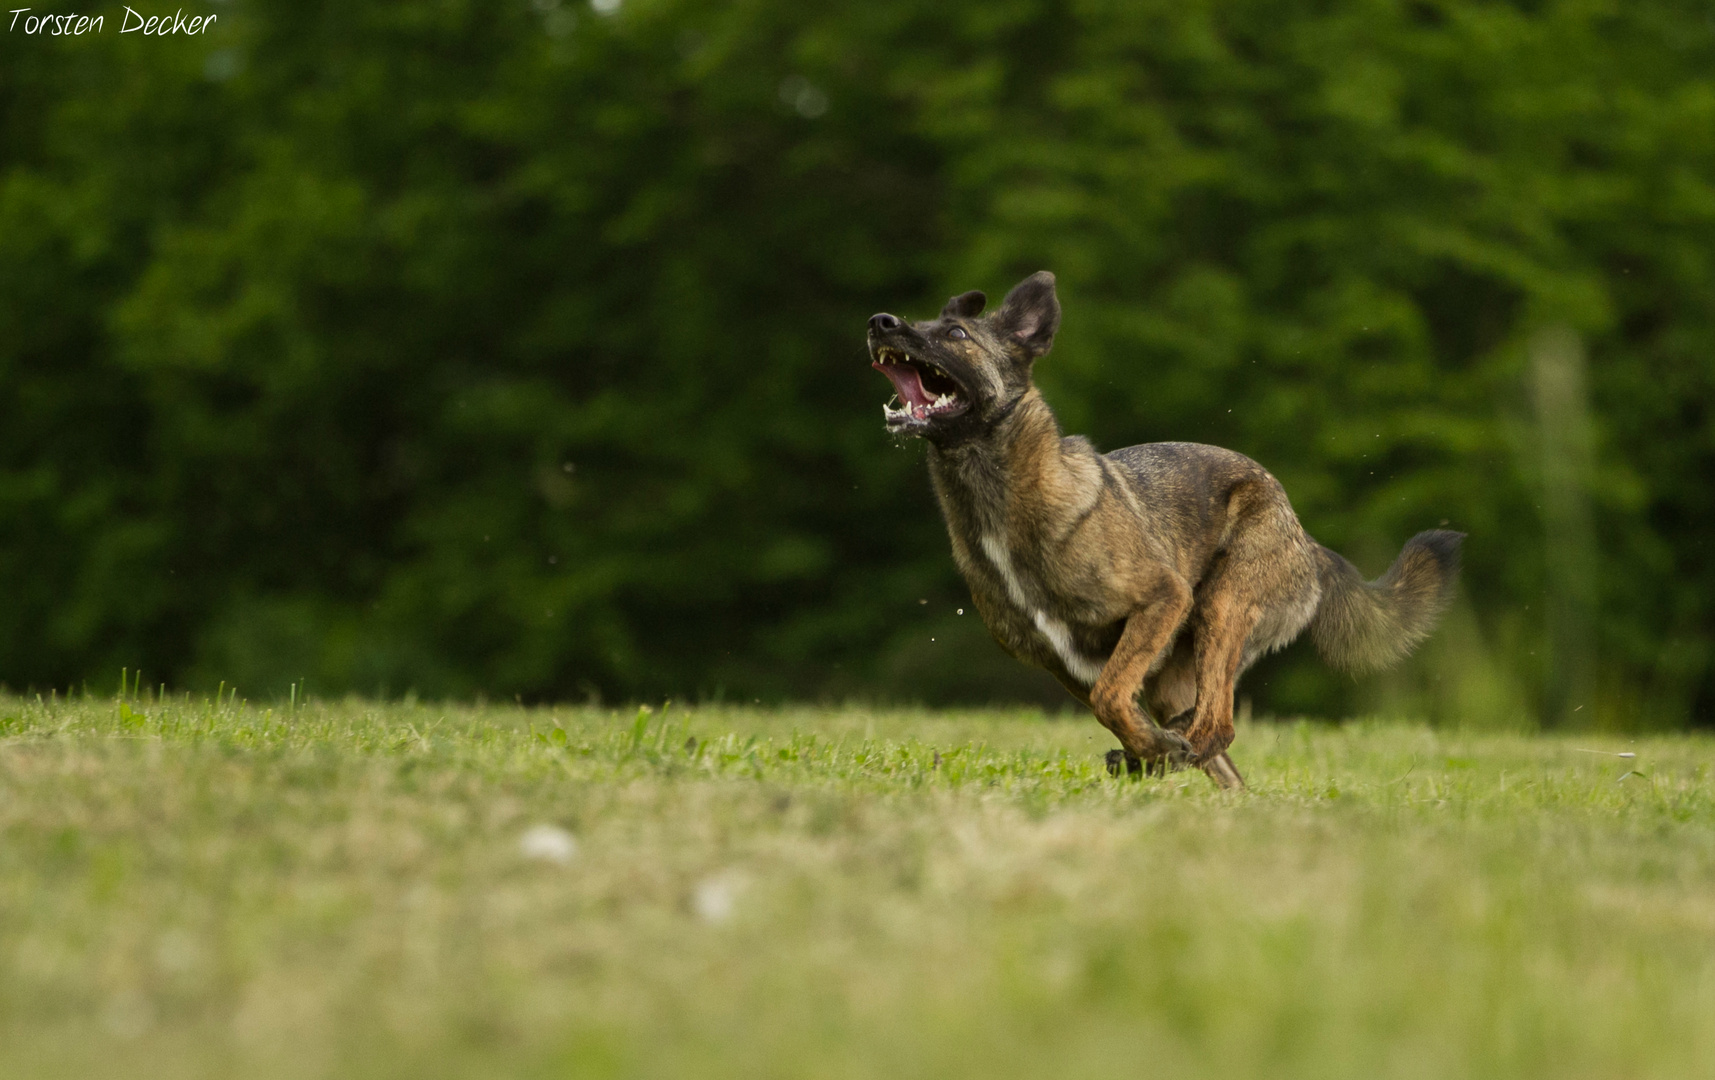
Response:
994,271,1060,358
940,290,986,319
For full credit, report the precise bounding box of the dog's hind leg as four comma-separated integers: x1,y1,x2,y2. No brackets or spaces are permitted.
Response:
1177,484,1315,789
1183,603,1258,767
1178,559,1265,778
1202,751,1246,789
1140,634,1243,787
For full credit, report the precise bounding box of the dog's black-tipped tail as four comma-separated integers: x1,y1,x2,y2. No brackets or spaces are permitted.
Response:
1310,529,1464,673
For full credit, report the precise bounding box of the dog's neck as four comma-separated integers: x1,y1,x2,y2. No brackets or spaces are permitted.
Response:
925,386,1098,551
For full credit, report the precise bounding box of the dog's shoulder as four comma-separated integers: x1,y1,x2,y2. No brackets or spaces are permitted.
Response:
1106,441,1266,485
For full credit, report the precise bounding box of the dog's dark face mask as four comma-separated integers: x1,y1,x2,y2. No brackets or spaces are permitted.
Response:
866,271,1061,446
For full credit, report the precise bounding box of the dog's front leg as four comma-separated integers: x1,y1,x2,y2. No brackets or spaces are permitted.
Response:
1089,579,1194,768
1052,674,1150,778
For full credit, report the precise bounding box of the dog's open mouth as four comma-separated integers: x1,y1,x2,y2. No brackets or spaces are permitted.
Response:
872,347,968,429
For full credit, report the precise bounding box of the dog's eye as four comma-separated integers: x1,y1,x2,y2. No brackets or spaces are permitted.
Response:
948,326,968,340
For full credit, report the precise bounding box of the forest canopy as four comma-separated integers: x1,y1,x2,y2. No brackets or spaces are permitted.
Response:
3,0,1714,727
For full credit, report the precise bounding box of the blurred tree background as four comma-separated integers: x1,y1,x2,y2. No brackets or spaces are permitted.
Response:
3,0,1714,727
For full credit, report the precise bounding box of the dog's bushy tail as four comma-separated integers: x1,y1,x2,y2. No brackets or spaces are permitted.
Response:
1310,530,1464,673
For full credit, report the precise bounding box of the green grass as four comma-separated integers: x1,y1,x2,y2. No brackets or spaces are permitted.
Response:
2,694,1713,1079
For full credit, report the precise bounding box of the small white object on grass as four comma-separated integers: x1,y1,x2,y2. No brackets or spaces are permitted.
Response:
519,824,579,864
693,875,739,923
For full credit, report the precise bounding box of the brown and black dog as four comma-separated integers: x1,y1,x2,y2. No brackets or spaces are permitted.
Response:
868,271,1462,789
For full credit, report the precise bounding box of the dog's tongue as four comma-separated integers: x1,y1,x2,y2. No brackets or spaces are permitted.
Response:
873,361,935,408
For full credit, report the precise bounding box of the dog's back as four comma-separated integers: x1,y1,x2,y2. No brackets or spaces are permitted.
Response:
1104,441,1291,563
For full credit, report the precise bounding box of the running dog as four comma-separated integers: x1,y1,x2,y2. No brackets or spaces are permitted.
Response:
867,271,1462,789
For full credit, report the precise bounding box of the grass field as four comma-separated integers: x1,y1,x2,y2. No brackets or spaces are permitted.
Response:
1,693,1713,1079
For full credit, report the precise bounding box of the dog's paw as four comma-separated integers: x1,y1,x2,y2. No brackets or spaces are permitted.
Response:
1104,749,1142,778
1156,728,1195,765
1185,728,1234,766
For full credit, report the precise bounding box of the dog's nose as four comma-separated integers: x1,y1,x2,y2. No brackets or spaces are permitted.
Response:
868,312,901,333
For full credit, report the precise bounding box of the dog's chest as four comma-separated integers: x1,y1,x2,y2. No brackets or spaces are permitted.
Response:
959,529,1109,687
929,434,1118,688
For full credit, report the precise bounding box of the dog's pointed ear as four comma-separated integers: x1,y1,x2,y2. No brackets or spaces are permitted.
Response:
994,271,1060,358
940,290,986,319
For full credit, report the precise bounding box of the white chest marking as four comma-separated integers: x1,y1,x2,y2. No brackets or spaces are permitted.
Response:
979,533,1106,686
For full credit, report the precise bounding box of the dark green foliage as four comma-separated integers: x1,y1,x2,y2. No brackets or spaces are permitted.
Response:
2,0,1713,725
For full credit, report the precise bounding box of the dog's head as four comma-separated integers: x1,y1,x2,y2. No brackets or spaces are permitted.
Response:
866,271,1060,443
